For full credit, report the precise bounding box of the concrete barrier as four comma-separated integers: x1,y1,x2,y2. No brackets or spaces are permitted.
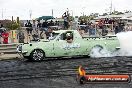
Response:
0,43,19,53
0,43,21,60
0,54,21,60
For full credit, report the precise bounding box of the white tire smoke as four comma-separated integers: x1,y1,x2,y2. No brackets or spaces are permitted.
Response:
90,31,132,58
90,45,113,58
116,31,132,56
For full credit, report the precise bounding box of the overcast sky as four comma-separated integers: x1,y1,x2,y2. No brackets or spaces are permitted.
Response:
0,0,132,20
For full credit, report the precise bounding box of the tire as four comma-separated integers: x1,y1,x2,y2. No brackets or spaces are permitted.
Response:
30,49,45,61
24,56,30,59
90,45,103,53
23,56,32,61
90,45,103,58
113,48,121,57
94,45,103,52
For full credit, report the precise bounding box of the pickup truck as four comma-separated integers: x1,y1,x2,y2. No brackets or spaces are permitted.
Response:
17,30,120,61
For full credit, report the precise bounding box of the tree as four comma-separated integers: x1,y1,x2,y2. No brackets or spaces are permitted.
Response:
110,11,124,15
102,13,108,16
69,16,74,21
79,16,90,23
5,21,20,30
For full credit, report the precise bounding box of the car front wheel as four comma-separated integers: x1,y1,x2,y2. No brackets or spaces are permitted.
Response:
30,49,45,61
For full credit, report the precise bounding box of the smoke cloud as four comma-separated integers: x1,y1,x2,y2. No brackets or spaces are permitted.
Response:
90,31,132,58
116,31,132,56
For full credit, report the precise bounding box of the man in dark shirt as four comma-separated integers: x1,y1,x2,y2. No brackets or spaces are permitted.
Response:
17,30,25,43
25,20,30,34
28,21,32,34
42,21,48,31
37,20,42,29
0,29,3,44
25,20,32,35
62,12,69,29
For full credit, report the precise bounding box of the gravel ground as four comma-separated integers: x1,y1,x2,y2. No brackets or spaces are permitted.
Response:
0,57,132,88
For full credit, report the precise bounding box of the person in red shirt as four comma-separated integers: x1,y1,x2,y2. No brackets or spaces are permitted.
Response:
2,29,9,44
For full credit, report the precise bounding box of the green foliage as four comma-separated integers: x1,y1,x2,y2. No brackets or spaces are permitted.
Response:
78,16,92,22
69,16,74,21
5,21,20,30
110,11,124,15
102,13,108,16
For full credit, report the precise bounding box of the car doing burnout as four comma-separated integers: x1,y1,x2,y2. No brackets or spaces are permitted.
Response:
17,30,120,61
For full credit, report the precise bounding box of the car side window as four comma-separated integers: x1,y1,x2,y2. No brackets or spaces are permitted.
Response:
59,31,74,43
60,33,65,40
60,31,74,40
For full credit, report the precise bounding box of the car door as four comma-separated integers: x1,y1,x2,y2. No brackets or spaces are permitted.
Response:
53,32,70,57
66,31,88,56
54,31,78,57
56,31,78,56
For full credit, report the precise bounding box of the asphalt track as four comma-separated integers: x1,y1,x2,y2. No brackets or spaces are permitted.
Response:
0,57,132,88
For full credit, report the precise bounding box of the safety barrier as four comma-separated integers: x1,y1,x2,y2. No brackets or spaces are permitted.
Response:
0,43,19,54
0,43,22,60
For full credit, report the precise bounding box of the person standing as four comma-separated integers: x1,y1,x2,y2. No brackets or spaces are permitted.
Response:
37,20,42,30
0,24,4,44
32,27,39,41
32,20,37,30
114,22,120,34
0,29,2,44
40,31,46,39
17,30,25,43
42,20,48,32
62,12,69,29
118,21,125,32
25,20,30,35
49,20,54,26
2,29,9,44
28,20,33,35
0,22,2,28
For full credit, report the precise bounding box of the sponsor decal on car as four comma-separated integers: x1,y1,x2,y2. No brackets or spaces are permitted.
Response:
62,43,80,50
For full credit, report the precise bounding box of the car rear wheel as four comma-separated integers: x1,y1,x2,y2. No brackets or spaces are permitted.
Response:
30,49,45,61
89,45,103,57
90,45,103,53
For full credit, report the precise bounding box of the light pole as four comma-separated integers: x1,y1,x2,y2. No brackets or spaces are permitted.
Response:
2,9,3,20
29,9,32,20
110,0,113,14
52,9,54,17
82,7,86,16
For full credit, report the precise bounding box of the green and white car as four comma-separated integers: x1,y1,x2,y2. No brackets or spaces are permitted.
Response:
17,30,120,61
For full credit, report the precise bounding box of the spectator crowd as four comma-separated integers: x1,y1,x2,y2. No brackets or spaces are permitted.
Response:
78,18,132,36
0,17,132,44
24,20,60,42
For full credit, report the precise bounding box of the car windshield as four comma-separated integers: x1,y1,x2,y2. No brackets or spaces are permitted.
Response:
49,32,60,40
